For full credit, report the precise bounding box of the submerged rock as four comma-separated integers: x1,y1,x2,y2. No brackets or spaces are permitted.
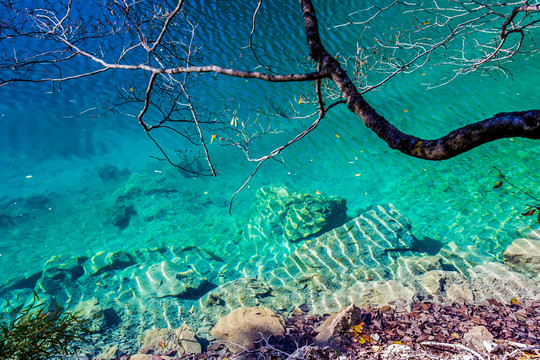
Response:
437,242,496,276
42,254,86,283
210,306,285,352
241,204,422,315
73,297,106,332
503,237,540,276
199,278,272,311
414,269,464,298
107,196,136,229
108,172,179,224
465,262,540,302
445,283,475,304
96,164,130,183
264,204,416,292
247,185,347,243
34,254,87,305
83,250,135,277
332,280,416,311
394,255,444,280
131,260,215,299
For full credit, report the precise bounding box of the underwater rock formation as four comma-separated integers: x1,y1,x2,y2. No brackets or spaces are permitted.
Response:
0,194,53,231
503,236,540,276
34,254,87,305
95,164,130,183
101,171,183,230
107,196,135,229
394,255,444,279
73,297,106,332
1,194,539,359
437,242,495,275
246,185,347,243
42,254,86,282
129,260,215,299
83,250,135,277
262,204,416,291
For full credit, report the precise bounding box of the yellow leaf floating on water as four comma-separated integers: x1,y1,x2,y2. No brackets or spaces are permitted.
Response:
129,87,134,92
298,98,302,104
404,109,409,112
210,134,217,144
335,134,340,138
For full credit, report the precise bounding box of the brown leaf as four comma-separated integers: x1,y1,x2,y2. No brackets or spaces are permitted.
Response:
522,209,536,216
494,181,504,188
537,211,540,224
487,299,502,307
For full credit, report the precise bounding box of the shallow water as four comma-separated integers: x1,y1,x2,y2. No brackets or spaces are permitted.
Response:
0,0,539,353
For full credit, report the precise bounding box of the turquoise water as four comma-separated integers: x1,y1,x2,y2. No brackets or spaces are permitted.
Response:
0,0,539,354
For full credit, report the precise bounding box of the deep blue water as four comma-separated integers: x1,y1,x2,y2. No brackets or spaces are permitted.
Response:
0,0,539,353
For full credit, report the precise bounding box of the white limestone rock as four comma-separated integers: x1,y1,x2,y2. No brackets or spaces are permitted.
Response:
141,323,201,356
315,304,364,344
463,325,494,352
210,306,285,352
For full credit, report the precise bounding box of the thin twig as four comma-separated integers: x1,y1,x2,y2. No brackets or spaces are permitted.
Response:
149,0,184,53
502,345,540,360
180,83,217,176
421,341,487,360
493,166,540,203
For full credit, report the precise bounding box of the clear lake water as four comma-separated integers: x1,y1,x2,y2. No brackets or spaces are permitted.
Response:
0,0,539,353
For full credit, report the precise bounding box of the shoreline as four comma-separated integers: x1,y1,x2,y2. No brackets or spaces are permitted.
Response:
87,298,540,360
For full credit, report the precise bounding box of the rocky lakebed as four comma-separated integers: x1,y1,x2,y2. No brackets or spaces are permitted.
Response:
0,179,539,359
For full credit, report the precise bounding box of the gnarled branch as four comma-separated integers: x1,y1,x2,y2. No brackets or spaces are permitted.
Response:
300,0,540,160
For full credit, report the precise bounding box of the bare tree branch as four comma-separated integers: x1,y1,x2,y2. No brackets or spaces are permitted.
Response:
1,0,539,202
180,82,217,176
148,0,185,54
300,0,540,160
